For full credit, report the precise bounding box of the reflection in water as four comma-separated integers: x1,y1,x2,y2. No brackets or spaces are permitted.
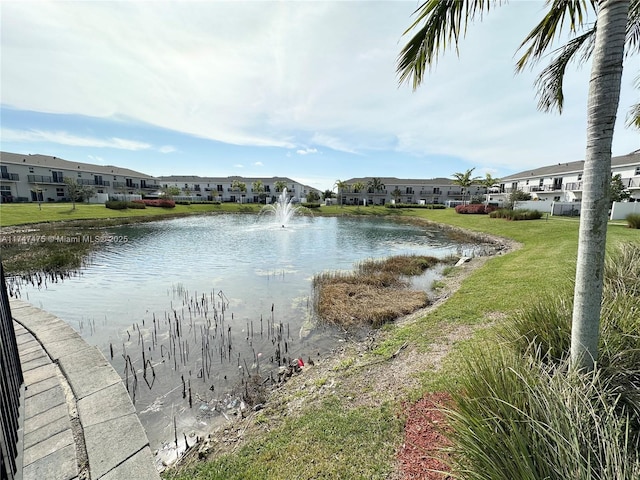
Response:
12,214,483,462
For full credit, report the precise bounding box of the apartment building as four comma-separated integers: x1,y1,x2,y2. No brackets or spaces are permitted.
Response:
0,152,159,202
156,175,319,203
490,150,640,204
339,177,485,206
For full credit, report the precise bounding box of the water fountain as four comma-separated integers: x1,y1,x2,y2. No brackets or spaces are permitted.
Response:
259,188,306,226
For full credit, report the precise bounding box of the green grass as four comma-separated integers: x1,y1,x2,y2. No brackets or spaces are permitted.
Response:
0,202,264,227
164,397,403,480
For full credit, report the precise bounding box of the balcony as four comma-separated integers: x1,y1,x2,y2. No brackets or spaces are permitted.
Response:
564,182,583,191
623,177,640,189
0,172,19,181
141,184,160,190
27,175,64,184
77,179,111,186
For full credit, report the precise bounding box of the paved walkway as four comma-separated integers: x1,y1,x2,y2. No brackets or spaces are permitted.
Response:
11,299,160,480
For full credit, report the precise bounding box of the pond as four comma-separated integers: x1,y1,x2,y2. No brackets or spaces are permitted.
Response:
11,213,484,463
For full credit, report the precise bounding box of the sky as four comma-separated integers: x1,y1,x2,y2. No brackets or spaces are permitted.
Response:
1,1,638,192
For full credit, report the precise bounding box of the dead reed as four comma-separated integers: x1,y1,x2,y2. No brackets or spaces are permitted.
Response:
312,255,439,328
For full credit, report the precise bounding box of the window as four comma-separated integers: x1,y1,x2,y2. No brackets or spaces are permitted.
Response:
554,196,561,201
78,172,82,177
140,179,147,189
194,184,201,192
635,166,640,175
405,187,413,194
56,187,65,197
126,178,134,187
95,175,103,185
433,187,441,194
539,178,544,187
217,185,223,192
52,171,64,183
577,173,583,181
29,167,34,173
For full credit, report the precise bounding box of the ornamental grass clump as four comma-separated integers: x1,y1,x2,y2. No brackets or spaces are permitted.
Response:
626,213,640,229
445,242,640,479
489,208,543,220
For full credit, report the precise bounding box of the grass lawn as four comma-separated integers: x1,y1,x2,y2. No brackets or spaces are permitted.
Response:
0,202,267,227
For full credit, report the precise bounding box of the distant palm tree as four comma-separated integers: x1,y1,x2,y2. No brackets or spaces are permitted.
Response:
367,177,385,193
479,173,500,205
252,180,266,203
334,179,348,207
274,180,288,193
391,187,402,206
352,181,366,206
451,168,481,205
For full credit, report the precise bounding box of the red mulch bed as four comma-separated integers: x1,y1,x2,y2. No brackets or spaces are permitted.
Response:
397,392,453,480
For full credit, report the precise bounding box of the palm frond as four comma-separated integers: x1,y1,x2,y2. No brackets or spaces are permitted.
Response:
625,74,640,129
397,0,499,89
516,0,593,72
534,28,596,112
627,0,640,55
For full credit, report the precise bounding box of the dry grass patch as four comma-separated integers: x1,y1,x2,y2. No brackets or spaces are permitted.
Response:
313,255,440,328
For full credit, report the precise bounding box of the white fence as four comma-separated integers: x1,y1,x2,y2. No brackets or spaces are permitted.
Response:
551,201,581,216
513,200,553,213
110,194,143,202
610,201,640,220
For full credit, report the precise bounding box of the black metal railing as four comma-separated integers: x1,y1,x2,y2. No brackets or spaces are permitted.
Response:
0,263,24,480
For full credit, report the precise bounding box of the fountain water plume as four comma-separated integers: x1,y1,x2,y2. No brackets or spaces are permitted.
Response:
259,188,307,226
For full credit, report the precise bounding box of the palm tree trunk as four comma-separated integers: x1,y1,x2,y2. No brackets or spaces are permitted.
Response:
571,0,629,371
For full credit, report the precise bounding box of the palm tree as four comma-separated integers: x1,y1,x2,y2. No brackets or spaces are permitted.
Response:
231,180,247,203
352,181,366,206
334,179,348,207
451,168,480,205
479,173,500,205
392,187,402,205
274,180,288,193
398,0,633,371
252,180,266,203
367,177,385,193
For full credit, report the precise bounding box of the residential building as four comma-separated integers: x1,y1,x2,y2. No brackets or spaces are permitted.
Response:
156,175,319,203
491,150,640,204
0,152,159,202
339,177,485,206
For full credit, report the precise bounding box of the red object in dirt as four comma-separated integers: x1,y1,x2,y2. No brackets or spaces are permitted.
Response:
297,358,305,367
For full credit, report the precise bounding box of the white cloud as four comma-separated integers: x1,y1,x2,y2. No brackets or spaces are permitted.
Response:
158,145,176,154
234,164,244,169
253,161,264,167
296,148,318,155
1,128,152,151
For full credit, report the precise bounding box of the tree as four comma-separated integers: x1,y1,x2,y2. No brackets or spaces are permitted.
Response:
252,180,266,203
162,185,181,199
323,189,335,201
451,168,480,205
479,173,500,205
231,180,247,203
306,190,321,203
31,183,43,210
334,179,348,207
274,180,288,193
397,0,633,371
610,173,631,204
352,181,366,206
506,189,532,210
63,177,94,210
392,187,402,205
367,177,386,193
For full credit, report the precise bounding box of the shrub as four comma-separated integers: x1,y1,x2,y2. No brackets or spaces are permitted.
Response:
455,204,497,214
385,203,446,209
133,199,176,208
490,208,543,220
626,213,640,229
301,203,321,209
105,200,129,210
126,201,146,209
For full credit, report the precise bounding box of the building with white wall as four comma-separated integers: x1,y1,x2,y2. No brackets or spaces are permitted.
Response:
490,150,640,205
0,152,159,202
